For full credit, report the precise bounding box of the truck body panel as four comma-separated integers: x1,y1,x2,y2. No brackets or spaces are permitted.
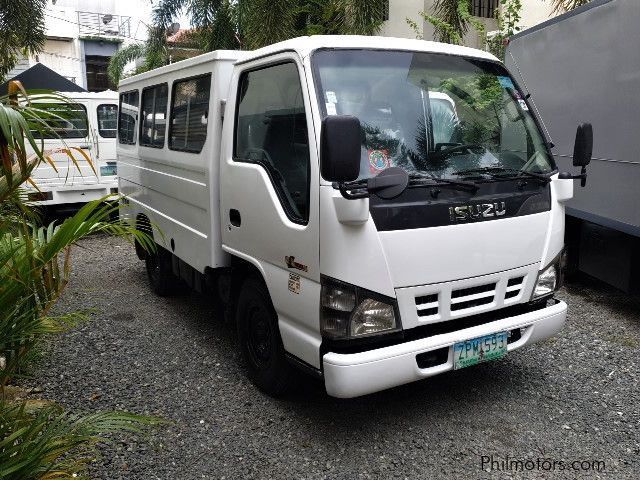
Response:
505,0,640,291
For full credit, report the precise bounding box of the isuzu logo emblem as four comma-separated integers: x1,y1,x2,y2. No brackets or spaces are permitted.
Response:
449,202,507,222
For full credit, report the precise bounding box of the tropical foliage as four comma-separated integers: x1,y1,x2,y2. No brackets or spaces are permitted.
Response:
487,0,523,59
108,0,387,83
0,82,159,478
0,0,47,79
407,0,486,45
550,0,592,13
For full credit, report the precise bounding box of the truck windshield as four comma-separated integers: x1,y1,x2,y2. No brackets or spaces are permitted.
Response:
313,49,554,181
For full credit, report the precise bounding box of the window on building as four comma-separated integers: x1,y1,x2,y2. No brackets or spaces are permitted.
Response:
85,55,116,92
30,103,88,139
471,0,499,19
97,104,118,138
118,90,139,145
140,83,168,148
169,74,211,153
235,62,310,223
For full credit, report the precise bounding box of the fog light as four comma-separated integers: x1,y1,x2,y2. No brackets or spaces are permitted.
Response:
532,264,557,300
350,298,396,336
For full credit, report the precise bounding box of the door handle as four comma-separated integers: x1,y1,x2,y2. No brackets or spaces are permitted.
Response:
229,209,241,227
79,145,92,150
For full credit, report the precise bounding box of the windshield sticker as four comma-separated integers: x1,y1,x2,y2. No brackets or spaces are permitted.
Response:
497,76,515,89
518,99,529,111
326,91,338,103
368,149,390,174
326,103,337,115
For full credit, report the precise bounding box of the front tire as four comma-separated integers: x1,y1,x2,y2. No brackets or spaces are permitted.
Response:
236,277,293,396
145,246,179,297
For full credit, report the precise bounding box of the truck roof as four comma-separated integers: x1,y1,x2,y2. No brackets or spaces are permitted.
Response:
244,35,499,62
119,35,498,88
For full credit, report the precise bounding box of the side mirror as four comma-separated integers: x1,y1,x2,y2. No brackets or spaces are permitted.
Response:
560,123,593,187
572,123,593,167
320,115,361,183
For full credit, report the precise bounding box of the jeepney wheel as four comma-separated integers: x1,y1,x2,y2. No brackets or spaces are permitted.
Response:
145,246,179,297
237,276,293,396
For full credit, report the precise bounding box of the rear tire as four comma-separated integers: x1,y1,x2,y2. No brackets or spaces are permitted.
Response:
236,277,293,396
145,246,179,297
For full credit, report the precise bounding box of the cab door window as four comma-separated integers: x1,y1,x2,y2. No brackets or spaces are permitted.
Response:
234,62,310,223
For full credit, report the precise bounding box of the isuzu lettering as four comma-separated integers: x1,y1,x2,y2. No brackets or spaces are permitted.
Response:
117,36,592,398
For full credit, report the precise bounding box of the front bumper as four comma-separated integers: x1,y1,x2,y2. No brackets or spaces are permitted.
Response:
323,299,566,398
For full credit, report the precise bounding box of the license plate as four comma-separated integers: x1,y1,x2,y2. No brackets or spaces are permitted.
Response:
453,332,508,370
100,165,117,177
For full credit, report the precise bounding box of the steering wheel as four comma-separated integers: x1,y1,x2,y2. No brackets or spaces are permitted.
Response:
242,147,302,219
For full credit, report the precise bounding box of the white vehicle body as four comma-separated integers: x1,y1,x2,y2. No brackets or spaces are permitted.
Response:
118,36,576,398
26,90,119,205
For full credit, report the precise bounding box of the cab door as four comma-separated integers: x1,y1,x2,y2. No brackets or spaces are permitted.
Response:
95,102,119,179
220,54,321,368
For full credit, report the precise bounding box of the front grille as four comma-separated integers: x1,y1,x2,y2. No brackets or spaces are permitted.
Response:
505,276,525,301
450,282,496,311
416,293,439,318
407,267,534,325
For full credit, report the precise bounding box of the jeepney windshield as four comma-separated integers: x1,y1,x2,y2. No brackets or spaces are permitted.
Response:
313,49,555,180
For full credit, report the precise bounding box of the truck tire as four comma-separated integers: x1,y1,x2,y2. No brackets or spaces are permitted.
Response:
236,277,293,396
145,246,179,297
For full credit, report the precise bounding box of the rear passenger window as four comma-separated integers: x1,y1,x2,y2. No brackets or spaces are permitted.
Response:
30,103,88,139
140,83,168,148
235,63,310,223
97,104,118,138
118,90,139,144
169,74,211,152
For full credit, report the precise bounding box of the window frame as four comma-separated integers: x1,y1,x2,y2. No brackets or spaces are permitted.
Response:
139,82,169,149
31,102,89,140
97,103,118,138
233,60,311,225
118,89,139,145
168,73,212,153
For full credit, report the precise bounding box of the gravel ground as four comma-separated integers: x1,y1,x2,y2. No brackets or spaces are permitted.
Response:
28,234,639,479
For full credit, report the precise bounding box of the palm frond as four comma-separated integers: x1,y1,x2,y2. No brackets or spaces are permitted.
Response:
0,402,164,480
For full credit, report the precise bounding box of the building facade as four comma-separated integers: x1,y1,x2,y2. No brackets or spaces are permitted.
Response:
382,0,558,49
6,0,152,91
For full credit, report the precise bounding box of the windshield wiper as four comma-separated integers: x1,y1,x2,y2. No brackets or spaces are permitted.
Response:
408,173,478,192
452,166,551,183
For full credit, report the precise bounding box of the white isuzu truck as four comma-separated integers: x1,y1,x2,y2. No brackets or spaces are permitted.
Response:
117,36,592,398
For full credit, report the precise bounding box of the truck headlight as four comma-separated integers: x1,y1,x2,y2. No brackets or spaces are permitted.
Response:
532,263,558,300
320,277,399,339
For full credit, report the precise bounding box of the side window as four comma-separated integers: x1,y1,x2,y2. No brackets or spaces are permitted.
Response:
140,83,168,148
97,104,118,138
169,74,211,153
118,90,139,145
235,62,310,223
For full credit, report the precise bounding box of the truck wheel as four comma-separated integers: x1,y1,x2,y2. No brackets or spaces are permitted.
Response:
236,277,293,396
145,247,179,297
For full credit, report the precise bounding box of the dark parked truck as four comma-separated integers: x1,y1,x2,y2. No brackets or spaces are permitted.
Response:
506,0,640,293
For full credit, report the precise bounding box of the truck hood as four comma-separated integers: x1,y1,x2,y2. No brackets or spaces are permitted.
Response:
377,212,550,288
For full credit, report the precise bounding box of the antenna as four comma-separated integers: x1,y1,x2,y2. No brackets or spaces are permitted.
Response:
508,49,554,147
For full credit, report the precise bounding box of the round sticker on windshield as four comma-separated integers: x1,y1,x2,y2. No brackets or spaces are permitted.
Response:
368,149,390,174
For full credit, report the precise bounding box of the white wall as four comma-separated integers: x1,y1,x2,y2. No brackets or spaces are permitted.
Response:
518,0,558,30
37,39,84,85
382,0,427,39
382,0,498,49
